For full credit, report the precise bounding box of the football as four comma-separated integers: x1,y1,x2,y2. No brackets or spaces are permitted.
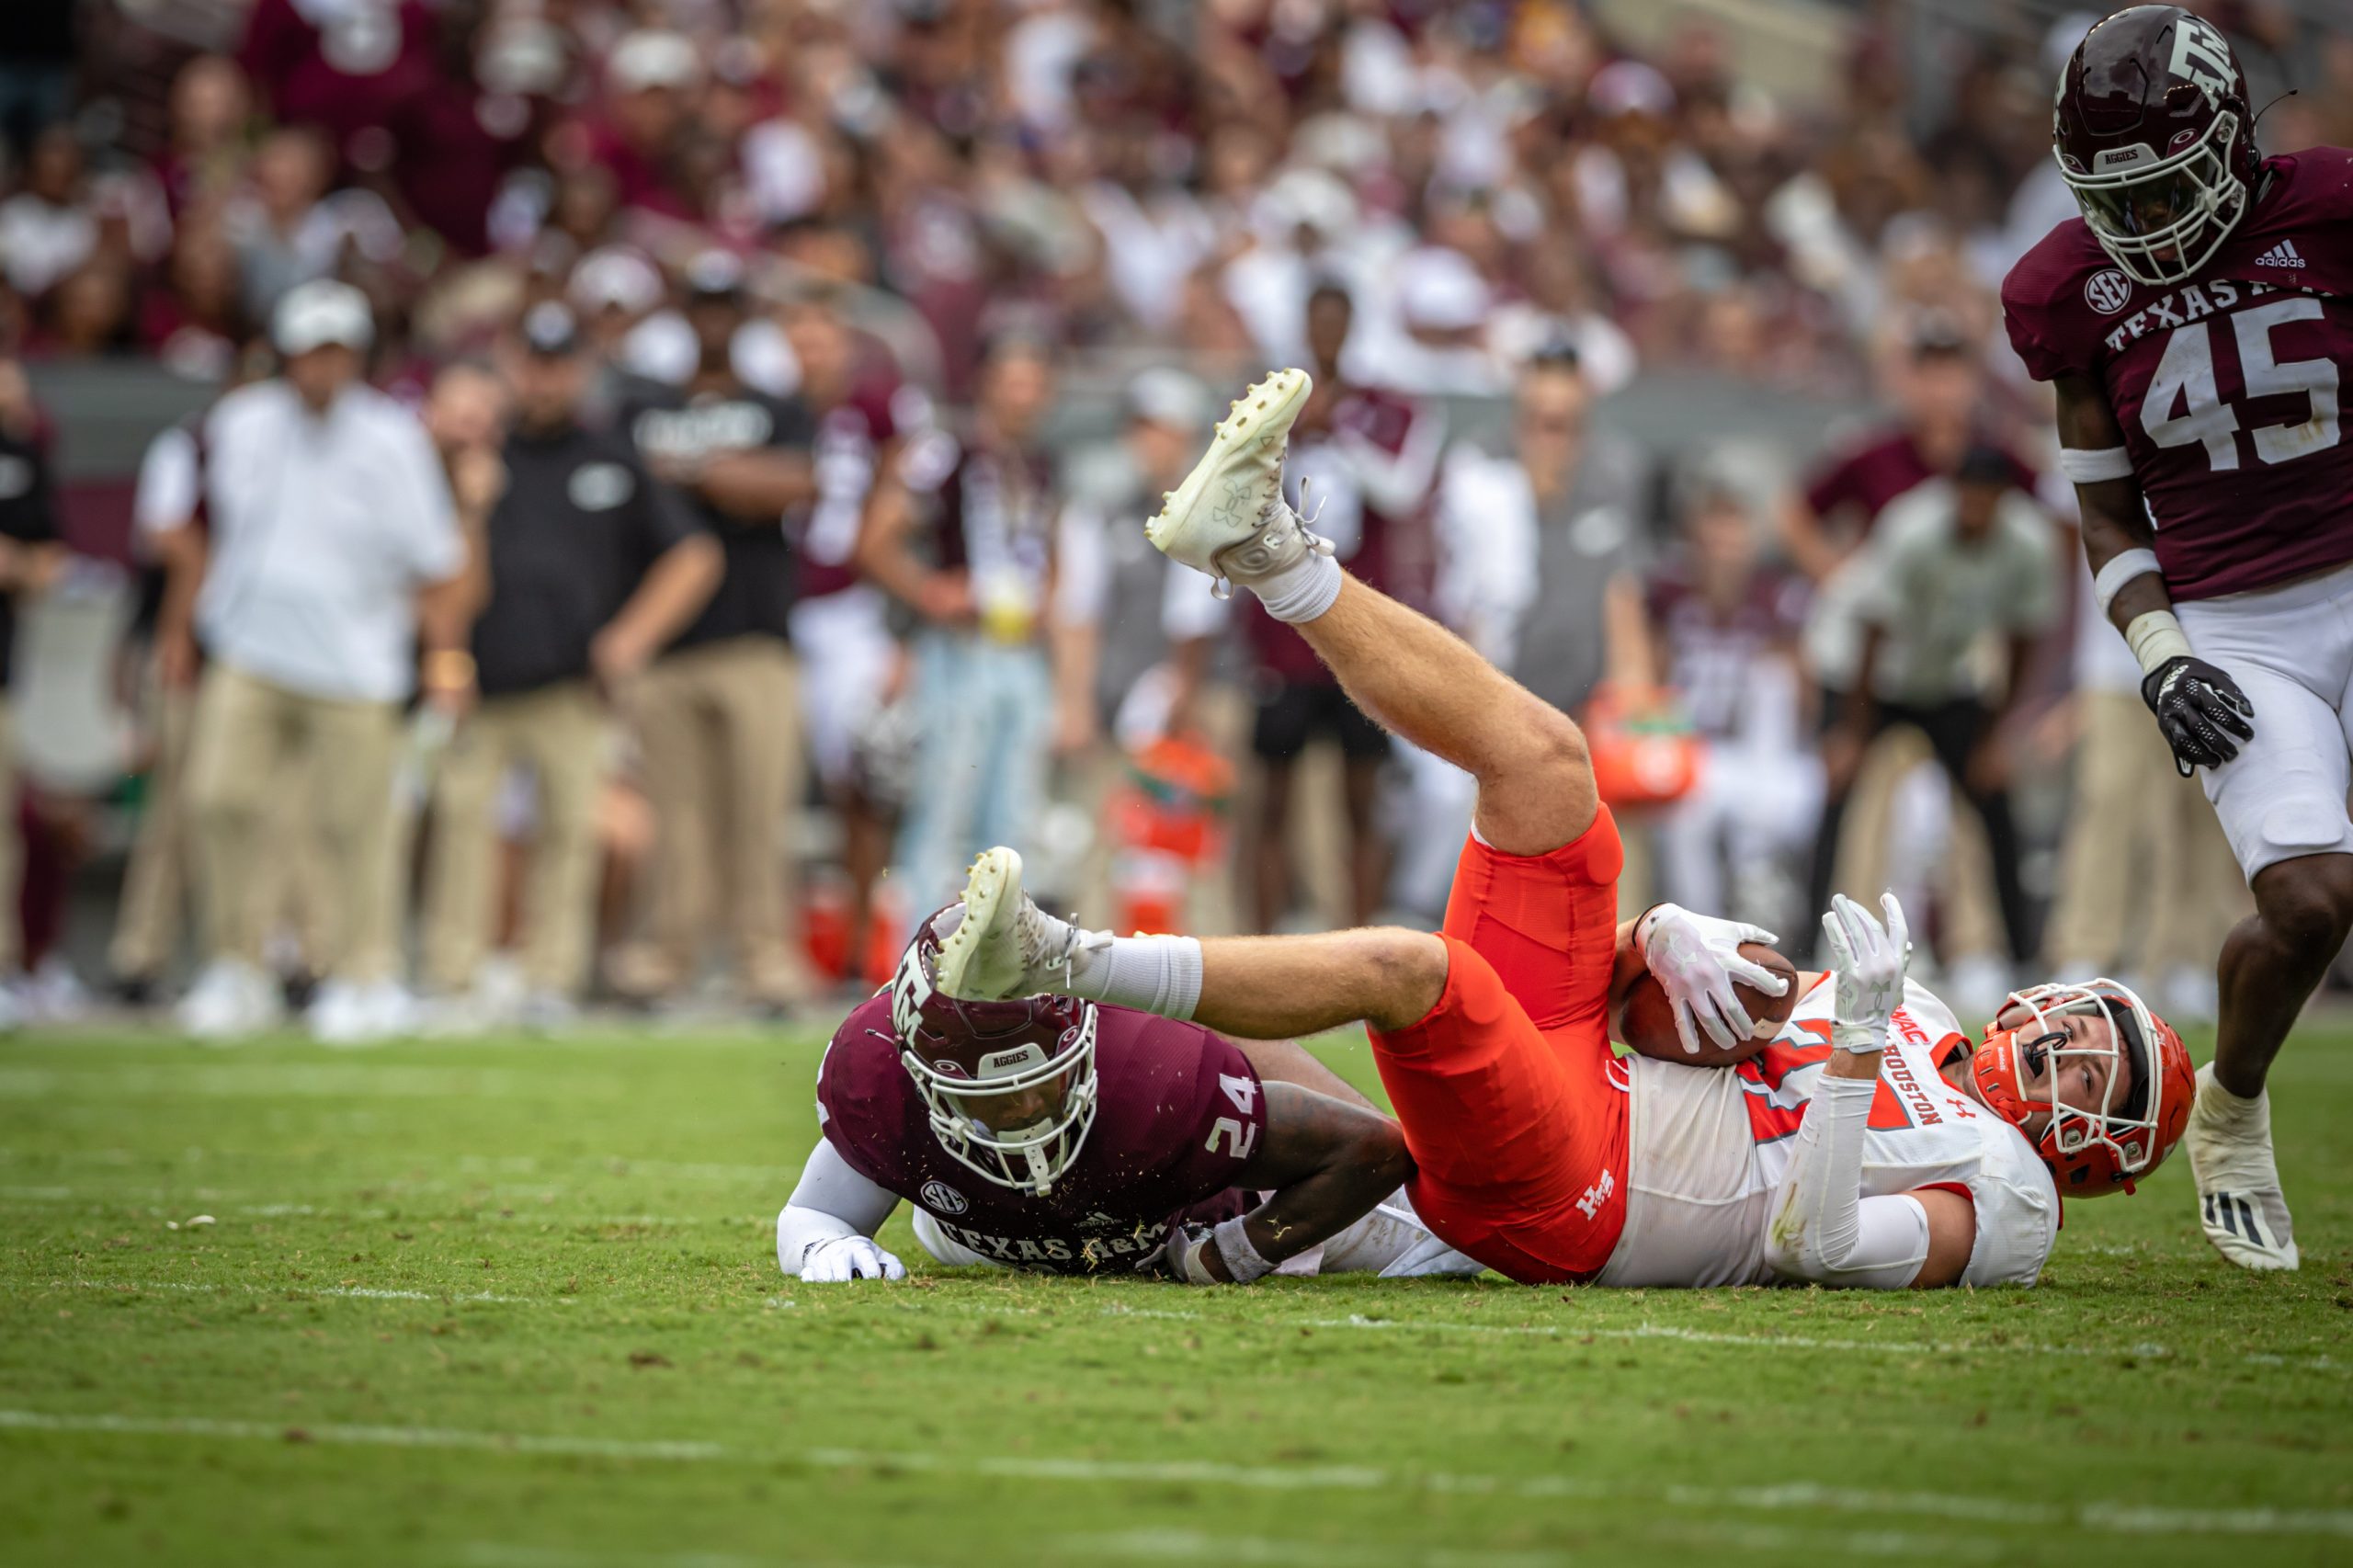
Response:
1612,942,1802,1067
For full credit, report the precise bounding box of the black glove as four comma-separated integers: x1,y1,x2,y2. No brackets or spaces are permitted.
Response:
2141,655,2255,777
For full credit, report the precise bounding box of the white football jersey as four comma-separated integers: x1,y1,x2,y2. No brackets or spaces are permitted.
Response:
1596,974,2061,1289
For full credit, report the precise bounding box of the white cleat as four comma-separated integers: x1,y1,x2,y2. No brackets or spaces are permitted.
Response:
934,847,1084,1003
176,958,285,1041
1146,368,1327,594
2186,1062,2298,1271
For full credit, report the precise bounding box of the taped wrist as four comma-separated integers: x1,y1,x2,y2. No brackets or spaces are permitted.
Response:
1211,1214,1275,1284
2125,609,2193,676
776,1203,860,1277
1829,1019,1885,1056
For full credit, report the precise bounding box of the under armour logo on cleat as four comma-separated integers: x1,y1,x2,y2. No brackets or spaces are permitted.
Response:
2254,239,2306,269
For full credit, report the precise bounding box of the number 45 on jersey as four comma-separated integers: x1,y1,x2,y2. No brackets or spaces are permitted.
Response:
2143,295,2340,472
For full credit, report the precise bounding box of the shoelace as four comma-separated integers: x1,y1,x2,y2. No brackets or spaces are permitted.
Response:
1210,475,1336,602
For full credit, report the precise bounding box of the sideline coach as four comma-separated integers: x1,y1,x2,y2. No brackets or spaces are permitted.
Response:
614,251,815,1009
419,303,722,1018
179,279,470,1043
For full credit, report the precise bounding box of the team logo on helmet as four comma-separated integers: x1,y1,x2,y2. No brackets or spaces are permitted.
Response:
2167,14,2234,109
2084,269,2133,314
919,1179,969,1215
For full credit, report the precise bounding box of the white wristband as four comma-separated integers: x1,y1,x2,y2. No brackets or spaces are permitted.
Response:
1211,1214,1275,1284
2125,609,2194,676
2059,445,2135,483
2092,548,2162,617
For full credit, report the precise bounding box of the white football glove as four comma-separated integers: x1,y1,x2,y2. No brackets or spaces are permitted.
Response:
1819,892,1909,1057
1636,903,1790,1055
798,1235,906,1283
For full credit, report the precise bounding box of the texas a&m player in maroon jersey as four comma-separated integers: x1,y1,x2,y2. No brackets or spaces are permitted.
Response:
2001,6,2353,1270
774,911,1478,1282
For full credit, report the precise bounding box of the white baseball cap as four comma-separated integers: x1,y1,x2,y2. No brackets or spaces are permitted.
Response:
608,29,700,94
1397,248,1491,333
1124,367,1211,433
272,279,375,356
568,245,665,316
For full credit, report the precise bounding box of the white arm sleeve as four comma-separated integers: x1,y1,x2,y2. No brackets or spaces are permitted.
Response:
1762,1073,1932,1290
776,1137,901,1277
385,412,464,582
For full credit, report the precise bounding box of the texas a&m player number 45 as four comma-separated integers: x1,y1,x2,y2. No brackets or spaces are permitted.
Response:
2002,5,2353,1270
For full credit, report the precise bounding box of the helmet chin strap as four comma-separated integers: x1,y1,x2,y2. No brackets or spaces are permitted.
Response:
1019,1139,1055,1197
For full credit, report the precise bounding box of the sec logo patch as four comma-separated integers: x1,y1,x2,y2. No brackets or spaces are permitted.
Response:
920,1180,968,1215
2085,269,2133,315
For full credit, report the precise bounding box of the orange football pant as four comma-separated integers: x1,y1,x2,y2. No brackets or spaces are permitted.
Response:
1369,809,1630,1283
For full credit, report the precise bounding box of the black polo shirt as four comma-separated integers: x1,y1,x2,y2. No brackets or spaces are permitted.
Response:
617,377,813,648
0,425,60,691
472,420,703,698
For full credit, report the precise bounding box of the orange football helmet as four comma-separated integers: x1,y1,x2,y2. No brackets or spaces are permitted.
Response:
1966,978,2194,1198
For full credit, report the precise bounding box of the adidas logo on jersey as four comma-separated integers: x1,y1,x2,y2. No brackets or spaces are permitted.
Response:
2254,239,2307,269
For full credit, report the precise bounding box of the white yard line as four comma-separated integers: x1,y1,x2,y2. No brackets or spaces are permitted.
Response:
0,1410,720,1460
1062,1524,2001,1565
0,1190,760,1226
12,1278,2341,1376
1,1411,2338,1542
40,1279,529,1304
1086,1302,2346,1375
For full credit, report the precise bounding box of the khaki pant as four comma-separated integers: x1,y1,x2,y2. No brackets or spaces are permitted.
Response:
0,699,19,975
2045,689,2251,973
420,680,610,996
185,664,404,983
109,679,195,980
624,637,805,1000
1832,726,2005,960
116,676,330,980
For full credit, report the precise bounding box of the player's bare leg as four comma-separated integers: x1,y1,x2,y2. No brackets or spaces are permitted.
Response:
1188,929,1447,1037
2190,854,2353,1269
937,846,1445,1035
1148,368,1597,858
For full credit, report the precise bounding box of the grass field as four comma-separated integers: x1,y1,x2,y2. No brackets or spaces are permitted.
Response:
2,1018,2349,1568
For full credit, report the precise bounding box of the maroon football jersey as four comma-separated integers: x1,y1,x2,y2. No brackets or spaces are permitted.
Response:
1646,565,1809,740
2004,148,2353,600
797,379,919,600
1802,429,2036,534
813,992,1268,1273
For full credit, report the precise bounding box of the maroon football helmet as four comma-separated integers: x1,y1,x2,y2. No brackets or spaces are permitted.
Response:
886,907,1100,1196
2052,6,2262,286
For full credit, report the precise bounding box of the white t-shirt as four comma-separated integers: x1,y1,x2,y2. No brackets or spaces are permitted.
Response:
197,381,463,704
1849,483,2061,706
1597,975,2061,1289
133,424,200,544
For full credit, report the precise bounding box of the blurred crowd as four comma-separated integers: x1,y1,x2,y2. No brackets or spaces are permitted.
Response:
0,0,2344,1038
